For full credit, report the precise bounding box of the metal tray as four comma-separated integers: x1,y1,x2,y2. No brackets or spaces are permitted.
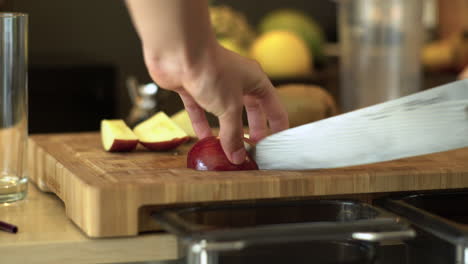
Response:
154,199,414,264
207,240,376,264
378,190,468,264
379,191,468,241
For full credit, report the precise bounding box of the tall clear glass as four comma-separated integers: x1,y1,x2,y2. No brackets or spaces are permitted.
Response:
0,13,28,203
338,0,423,112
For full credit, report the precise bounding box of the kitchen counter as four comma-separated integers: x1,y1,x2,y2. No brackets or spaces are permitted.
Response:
0,183,178,264
0,183,409,264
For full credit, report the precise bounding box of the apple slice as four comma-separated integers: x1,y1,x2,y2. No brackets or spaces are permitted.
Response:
133,111,190,151
101,119,139,152
171,109,197,138
187,136,258,171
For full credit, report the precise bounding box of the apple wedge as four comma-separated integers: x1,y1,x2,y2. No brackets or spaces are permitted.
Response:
133,111,190,151
101,119,139,152
171,109,197,138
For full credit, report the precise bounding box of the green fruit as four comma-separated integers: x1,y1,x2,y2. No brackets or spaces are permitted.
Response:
218,38,248,57
259,9,325,64
209,6,256,49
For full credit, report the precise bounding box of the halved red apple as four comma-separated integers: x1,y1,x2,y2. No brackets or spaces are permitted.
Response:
101,119,139,152
133,111,190,151
187,136,258,171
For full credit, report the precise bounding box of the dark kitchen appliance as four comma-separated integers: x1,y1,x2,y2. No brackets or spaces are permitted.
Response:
153,199,415,264
28,64,116,133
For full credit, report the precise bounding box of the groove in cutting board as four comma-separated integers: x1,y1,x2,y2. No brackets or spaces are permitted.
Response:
28,132,468,237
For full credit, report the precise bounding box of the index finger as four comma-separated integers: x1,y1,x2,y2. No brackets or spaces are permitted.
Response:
253,79,289,133
178,89,213,139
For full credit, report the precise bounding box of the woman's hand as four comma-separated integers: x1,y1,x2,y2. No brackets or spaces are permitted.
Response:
460,67,468,79
126,0,289,164
144,41,288,165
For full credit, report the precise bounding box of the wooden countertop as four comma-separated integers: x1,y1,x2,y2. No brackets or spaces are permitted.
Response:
0,183,178,264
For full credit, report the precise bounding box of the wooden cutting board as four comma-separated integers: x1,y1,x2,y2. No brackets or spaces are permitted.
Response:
28,132,468,238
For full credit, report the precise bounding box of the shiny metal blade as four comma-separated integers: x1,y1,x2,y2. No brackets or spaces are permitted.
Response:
253,79,468,170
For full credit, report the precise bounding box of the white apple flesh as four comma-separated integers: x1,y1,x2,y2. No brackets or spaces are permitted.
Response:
101,119,139,152
171,109,197,138
133,111,190,151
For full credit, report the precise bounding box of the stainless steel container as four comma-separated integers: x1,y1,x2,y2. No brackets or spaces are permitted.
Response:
379,191,468,264
154,199,415,264
338,0,423,112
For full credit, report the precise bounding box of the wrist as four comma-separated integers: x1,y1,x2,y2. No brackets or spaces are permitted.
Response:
181,37,222,85
143,37,221,89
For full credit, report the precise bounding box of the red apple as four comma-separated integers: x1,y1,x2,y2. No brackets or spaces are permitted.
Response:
187,136,259,171
133,111,190,151
101,119,139,152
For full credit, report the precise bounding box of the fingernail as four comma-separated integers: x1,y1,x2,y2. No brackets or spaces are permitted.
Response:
231,148,246,165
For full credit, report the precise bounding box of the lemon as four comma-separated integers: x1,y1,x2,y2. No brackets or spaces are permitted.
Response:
259,9,325,64
250,31,312,78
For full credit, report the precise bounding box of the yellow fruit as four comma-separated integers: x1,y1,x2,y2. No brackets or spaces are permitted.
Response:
259,9,325,64
250,31,312,78
422,33,468,72
422,41,453,71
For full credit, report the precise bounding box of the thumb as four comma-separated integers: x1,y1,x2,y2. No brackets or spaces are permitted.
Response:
218,108,246,165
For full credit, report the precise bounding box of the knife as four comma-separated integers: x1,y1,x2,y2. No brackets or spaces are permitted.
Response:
252,79,468,170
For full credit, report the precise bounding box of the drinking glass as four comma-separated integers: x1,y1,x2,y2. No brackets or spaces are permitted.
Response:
0,12,28,203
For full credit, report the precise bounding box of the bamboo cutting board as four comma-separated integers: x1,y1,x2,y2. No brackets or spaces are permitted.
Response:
28,132,468,238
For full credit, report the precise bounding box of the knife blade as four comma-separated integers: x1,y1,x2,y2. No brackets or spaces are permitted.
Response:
252,79,468,170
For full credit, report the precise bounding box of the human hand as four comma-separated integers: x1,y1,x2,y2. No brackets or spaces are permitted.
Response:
143,43,289,164
125,0,288,164
460,67,468,79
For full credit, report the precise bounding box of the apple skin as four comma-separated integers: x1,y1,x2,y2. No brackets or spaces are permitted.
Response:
187,136,259,171
101,119,139,152
108,139,139,152
133,111,191,151
140,137,190,151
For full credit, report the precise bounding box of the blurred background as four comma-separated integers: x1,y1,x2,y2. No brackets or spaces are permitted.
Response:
2,0,467,133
